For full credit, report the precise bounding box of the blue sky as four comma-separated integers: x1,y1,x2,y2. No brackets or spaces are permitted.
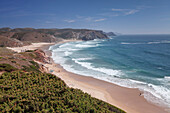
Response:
0,0,170,34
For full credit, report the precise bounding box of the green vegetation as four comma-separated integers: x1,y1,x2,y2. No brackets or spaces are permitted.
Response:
29,61,39,68
0,64,17,72
25,50,35,52
28,53,36,58
0,70,125,113
0,48,125,112
22,61,40,72
0,45,5,47
11,61,16,63
22,58,26,61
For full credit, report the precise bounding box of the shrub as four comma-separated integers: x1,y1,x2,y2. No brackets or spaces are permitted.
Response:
0,63,17,72
22,58,26,61
0,71,126,113
0,45,5,47
11,61,16,63
29,61,39,68
22,65,40,72
25,50,35,52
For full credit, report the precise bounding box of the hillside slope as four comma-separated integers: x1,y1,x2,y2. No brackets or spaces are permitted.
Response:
0,36,27,47
0,48,125,113
0,28,109,47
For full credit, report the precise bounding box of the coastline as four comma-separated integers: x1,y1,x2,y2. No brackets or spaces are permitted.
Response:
8,40,168,113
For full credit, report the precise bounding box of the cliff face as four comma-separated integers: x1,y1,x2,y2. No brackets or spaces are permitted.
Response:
104,32,116,37
0,28,109,47
54,29,108,40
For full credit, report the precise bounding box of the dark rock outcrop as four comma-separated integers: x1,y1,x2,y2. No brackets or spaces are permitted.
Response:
104,32,116,37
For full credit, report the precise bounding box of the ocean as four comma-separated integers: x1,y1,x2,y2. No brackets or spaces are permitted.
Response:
49,35,170,108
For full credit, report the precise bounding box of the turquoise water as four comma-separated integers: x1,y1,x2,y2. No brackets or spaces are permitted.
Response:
50,35,170,108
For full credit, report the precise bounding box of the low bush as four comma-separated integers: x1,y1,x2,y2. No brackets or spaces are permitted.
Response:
22,58,26,61
0,63,17,72
0,71,125,113
22,65,40,72
25,50,34,52
11,61,16,63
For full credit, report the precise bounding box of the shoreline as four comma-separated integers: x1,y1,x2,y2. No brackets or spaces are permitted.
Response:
8,40,168,113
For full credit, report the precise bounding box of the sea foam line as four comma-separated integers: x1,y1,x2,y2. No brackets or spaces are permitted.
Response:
50,39,170,109
121,40,170,45
72,58,122,77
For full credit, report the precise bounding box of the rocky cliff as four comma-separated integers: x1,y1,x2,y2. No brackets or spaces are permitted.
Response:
53,29,108,41
0,28,109,47
104,32,116,37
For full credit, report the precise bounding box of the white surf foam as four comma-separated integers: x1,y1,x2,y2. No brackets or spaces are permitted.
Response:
164,76,170,80
148,41,161,44
121,40,170,45
75,44,98,48
72,58,122,77
49,40,170,109
129,79,147,84
121,42,145,45
99,76,170,108
59,43,72,48
148,40,170,44
74,39,103,48
143,84,170,107
75,58,93,61
64,51,72,56
51,52,66,64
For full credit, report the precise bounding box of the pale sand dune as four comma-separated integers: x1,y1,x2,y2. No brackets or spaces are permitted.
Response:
7,40,169,113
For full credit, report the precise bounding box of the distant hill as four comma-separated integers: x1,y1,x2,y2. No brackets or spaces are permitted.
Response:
0,36,30,47
0,28,109,47
104,32,116,37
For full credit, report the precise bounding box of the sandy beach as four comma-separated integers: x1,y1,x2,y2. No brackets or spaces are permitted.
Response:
8,40,169,113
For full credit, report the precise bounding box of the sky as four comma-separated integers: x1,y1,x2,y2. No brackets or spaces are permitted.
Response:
0,0,170,34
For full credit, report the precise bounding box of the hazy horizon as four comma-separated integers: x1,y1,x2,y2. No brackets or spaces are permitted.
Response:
0,0,170,34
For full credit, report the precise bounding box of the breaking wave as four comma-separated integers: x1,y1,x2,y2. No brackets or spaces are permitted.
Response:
121,40,170,45
50,36,170,108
